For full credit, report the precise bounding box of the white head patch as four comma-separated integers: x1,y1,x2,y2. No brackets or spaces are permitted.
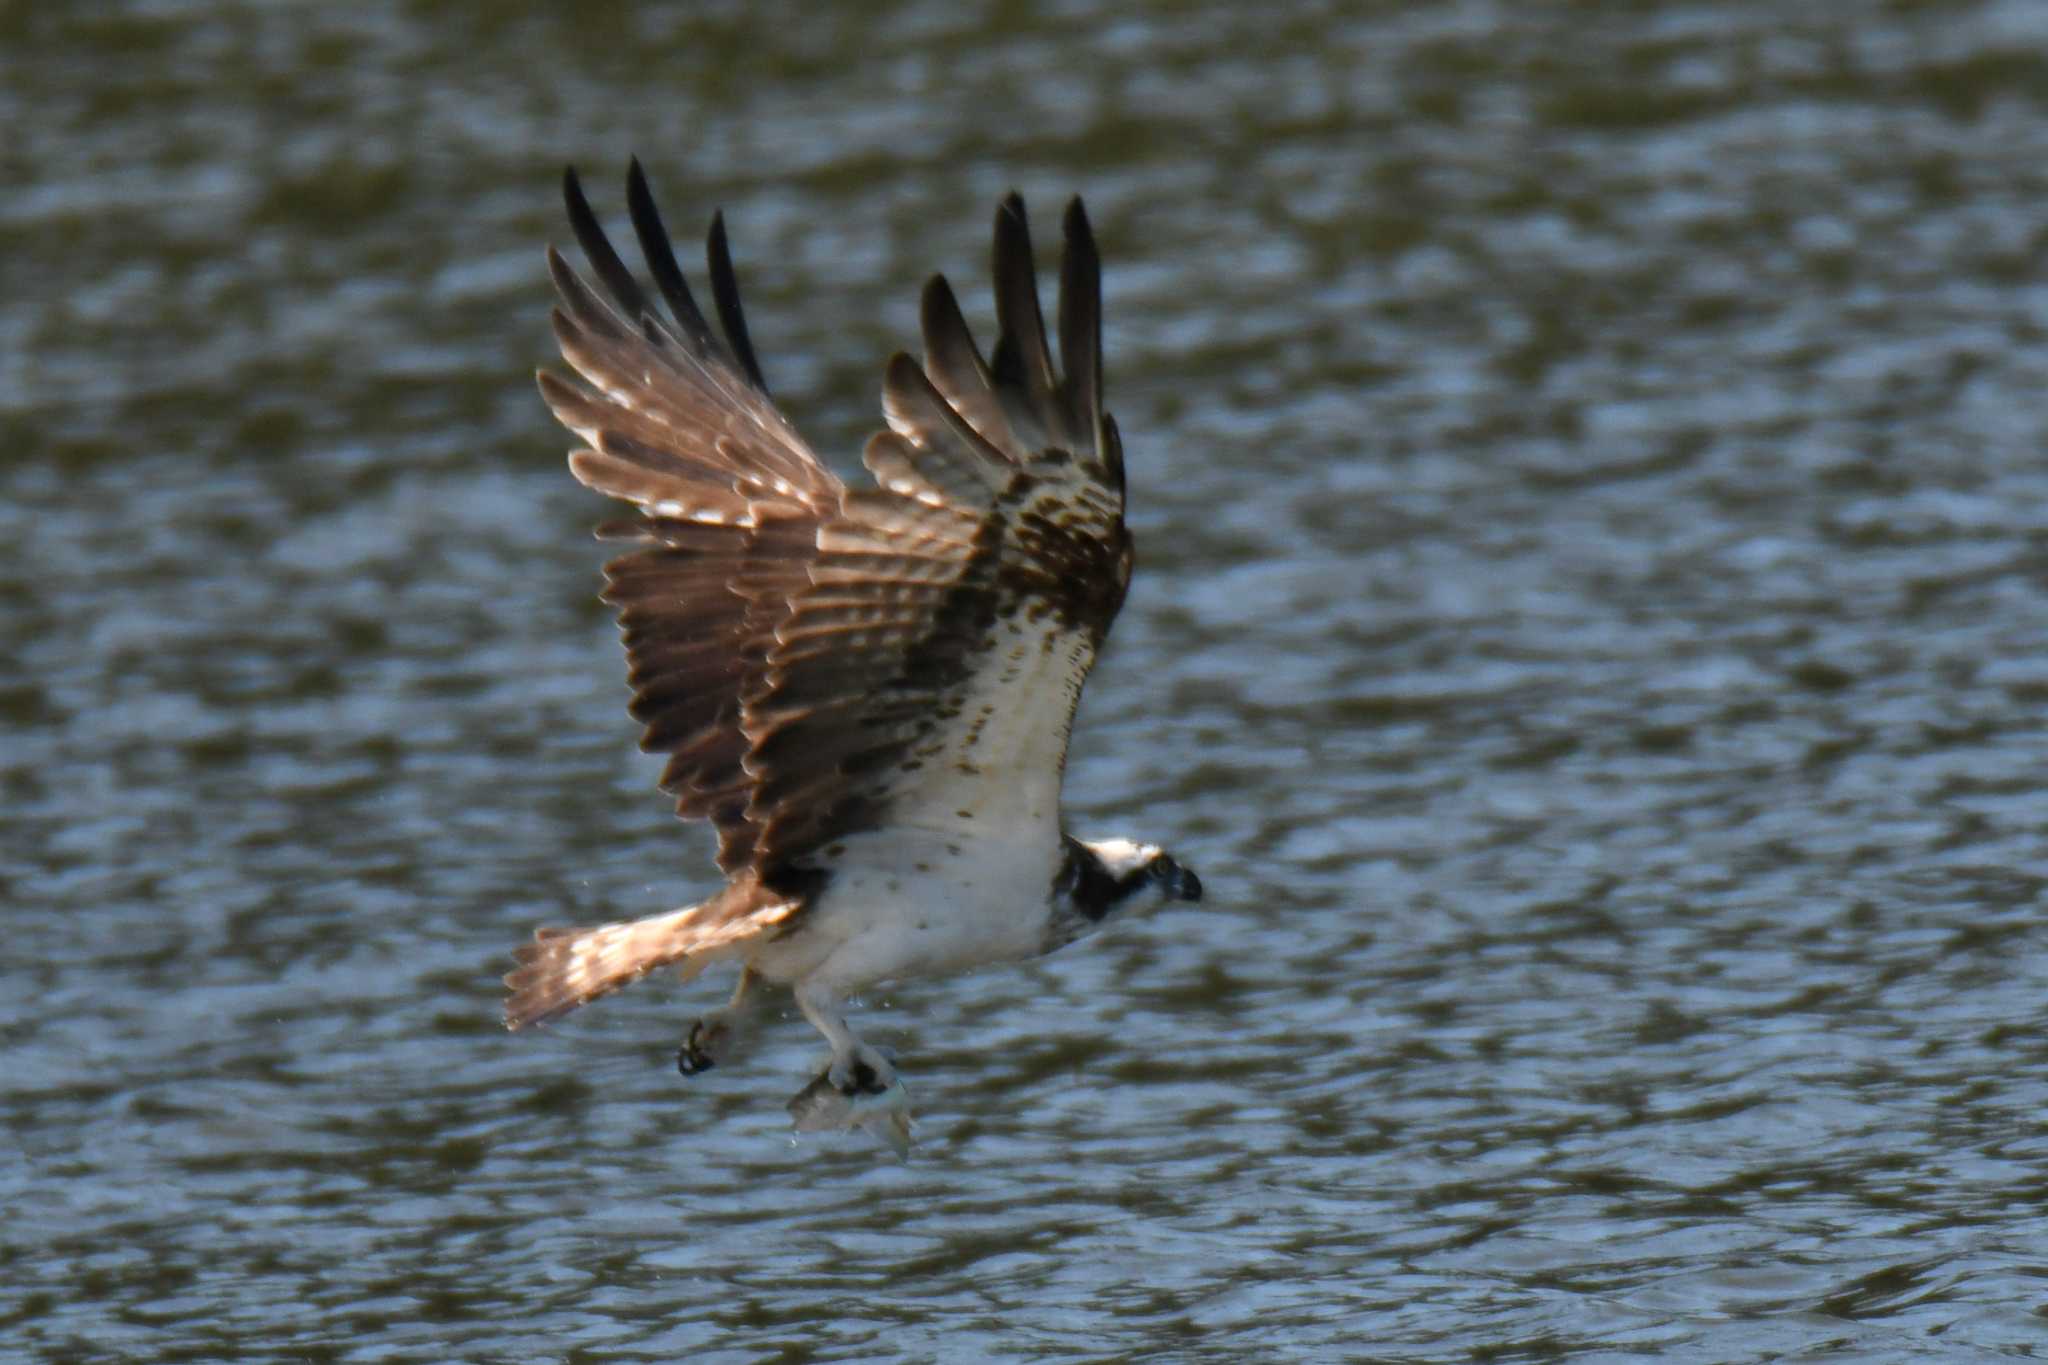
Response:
1076,836,1161,879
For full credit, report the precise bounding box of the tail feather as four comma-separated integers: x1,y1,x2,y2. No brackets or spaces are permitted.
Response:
502,888,799,1030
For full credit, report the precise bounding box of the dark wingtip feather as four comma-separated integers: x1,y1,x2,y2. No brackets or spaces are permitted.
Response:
534,368,589,427
990,191,1060,420
1100,410,1126,494
919,273,960,336
562,164,650,322
624,156,717,353
882,348,923,392
918,271,1019,453
707,211,770,394
920,273,991,384
546,250,630,345
1057,195,1102,440
882,348,1012,475
543,243,572,284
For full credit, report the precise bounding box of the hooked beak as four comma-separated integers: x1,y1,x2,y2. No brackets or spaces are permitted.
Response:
1168,865,1203,902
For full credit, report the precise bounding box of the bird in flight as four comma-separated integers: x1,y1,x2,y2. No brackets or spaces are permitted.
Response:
503,162,1201,1116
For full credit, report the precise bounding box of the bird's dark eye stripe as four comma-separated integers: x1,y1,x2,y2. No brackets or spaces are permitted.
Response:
1057,838,1157,920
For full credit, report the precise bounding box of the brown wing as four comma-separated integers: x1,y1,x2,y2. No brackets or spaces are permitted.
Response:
741,195,1133,869
543,162,842,872
544,171,1129,878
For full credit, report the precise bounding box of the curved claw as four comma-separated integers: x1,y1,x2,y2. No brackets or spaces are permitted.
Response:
677,1017,725,1076
828,1043,897,1096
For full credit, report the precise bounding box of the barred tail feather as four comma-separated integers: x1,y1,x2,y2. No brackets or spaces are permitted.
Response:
502,887,799,1030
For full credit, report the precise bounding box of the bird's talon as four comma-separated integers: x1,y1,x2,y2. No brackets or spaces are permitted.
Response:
827,1046,896,1096
677,1018,724,1077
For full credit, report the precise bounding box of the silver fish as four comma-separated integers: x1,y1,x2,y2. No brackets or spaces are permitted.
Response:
787,1059,914,1157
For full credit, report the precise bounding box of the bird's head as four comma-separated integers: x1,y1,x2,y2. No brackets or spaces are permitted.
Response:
1054,835,1203,940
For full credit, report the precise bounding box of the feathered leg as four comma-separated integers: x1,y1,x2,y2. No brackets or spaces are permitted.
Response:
677,965,760,1076
794,980,897,1095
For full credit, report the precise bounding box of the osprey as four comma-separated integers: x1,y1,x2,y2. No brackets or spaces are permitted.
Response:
503,162,1201,1108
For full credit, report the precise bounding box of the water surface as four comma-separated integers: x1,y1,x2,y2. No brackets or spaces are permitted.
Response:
7,1,2048,1358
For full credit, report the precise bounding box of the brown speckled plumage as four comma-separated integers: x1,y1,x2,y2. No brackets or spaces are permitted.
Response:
504,167,1136,1032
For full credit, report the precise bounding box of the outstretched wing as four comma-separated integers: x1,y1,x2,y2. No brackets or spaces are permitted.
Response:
742,195,1132,869
543,170,1130,880
543,161,842,874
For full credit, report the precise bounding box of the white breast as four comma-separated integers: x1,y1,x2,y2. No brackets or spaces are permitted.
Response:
748,615,1095,994
751,827,1060,991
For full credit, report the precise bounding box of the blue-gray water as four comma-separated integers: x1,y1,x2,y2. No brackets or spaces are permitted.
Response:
8,1,2048,1359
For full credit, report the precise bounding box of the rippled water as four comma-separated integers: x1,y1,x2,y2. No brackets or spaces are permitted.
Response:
9,0,2048,1358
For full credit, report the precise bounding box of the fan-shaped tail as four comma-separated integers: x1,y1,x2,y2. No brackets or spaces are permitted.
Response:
502,883,801,1029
